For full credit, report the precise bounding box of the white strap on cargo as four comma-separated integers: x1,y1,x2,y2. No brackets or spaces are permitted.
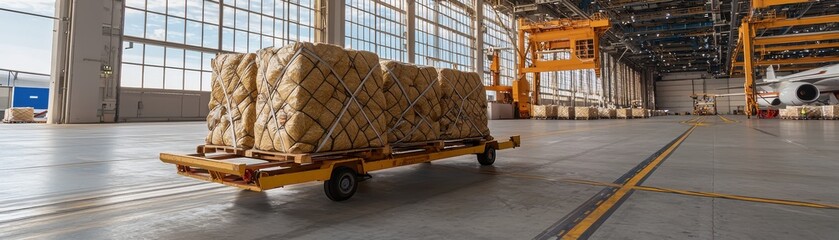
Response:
260,50,296,151
446,75,488,137
382,67,440,143
215,57,239,148
295,47,385,152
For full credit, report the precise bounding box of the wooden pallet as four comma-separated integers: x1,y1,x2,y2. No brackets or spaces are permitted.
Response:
2,120,36,123
574,117,598,120
208,136,490,165
391,140,447,152
246,146,392,164
197,144,247,155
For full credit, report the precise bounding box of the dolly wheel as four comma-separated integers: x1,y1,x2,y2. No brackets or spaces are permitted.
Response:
324,167,358,201
477,146,496,166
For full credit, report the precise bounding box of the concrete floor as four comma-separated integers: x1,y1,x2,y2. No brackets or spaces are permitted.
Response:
0,116,837,239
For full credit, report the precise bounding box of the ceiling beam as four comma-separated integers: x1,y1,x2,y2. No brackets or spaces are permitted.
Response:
753,31,839,45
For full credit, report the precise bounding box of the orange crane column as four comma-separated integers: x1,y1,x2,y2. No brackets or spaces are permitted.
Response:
513,21,531,118
741,19,758,118
531,39,540,106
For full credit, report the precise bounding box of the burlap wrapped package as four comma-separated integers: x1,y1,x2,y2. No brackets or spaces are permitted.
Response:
822,105,838,119
205,53,258,148
801,106,821,119
575,107,598,119
598,108,616,119
557,106,574,119
547,105,559,118
632,108,647,118
532,105,548,118
617,108,632,119
381,60,442,143
3,107,34,122
438,69,490,139
254,42,387,153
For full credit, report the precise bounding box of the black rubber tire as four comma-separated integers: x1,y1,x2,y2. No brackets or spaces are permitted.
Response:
477,146,496,166
323,167,358,201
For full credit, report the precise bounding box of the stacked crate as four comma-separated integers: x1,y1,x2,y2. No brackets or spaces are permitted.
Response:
547,105,559,119
532,105,548,119
631,108,647,118
616,108,632,119
2,107,35,123
779,107,794,120
822,105,838,120
782,106,822,120
557,106,574,120
801,106,822,120
598,108,616,119
574,107,598,120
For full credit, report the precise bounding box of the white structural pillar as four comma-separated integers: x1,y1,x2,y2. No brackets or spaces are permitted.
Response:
322,0,345,46
48,0,122,123
406,0,416,63
474,0,484,74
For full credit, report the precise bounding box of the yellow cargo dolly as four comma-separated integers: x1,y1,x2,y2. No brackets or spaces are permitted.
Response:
160,136,521,201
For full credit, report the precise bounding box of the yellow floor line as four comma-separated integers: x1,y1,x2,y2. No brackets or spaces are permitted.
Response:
560,178,839,209
560,120,701,239
680,116,703,125
718,115,738,123
474,170,839,210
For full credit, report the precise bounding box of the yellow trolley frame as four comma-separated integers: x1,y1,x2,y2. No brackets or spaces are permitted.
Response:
160,136,520,201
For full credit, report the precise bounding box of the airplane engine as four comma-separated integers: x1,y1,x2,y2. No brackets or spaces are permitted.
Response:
757,97,781,107
779,82,820,105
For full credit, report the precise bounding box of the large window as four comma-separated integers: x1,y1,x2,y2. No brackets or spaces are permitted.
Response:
121,42,216,91
345,0,407,62
122,0,316,91
0,1,56,75
414,0,474,71
482,4,514,87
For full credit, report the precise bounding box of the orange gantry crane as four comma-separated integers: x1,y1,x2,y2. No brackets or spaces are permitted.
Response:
731,0,839,117
512,13,610,118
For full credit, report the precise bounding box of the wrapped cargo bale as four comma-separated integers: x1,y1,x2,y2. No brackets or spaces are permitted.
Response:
802,106,821,119
380,60,442,143
205,53,258,148
617,108,632,119
546,105,559,118
822,105,839,120
3,107,34,122
439,68,490,139
557,106,574,119
574,107,597,120
597,108,616,119
781,107,796,119
632,108,647,118
532,105,548,119
254,42,387,153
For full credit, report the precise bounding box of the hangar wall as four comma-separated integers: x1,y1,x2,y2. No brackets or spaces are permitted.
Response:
655,72,746,114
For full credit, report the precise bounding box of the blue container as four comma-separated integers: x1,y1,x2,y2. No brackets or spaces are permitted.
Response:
12,87,49,109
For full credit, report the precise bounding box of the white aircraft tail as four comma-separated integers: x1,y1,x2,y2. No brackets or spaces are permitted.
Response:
765,66,776,81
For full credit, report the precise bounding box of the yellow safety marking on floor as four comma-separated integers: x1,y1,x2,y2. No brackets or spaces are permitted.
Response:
718,115,738,123
474,168,839,211
679,116,704,125
557,178,839,210
560,118,703,240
